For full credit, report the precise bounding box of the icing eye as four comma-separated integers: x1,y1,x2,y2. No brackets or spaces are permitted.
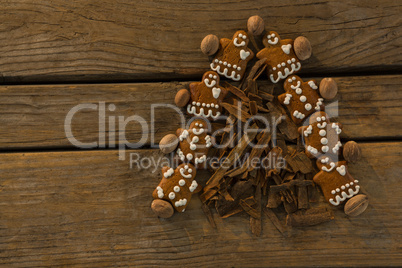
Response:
209,74,213,78
292,77,296,81
288,78,292,83
199,124,203,127
192,101,196,105
242,35,247,39
195,123,199,126
239,33,243,38
317,117,321,122
321,116,326,120
223,61,227,66
271,33,275,37
219,60,222,64
188,168,192,173
267,34,271,39
202,103,205,107
215,59,218,63
184,165,188,169
233,65,237,69
237,66,241,71
213,75,217,79
321,159,326,163
277,64,281,68
215,104,219,108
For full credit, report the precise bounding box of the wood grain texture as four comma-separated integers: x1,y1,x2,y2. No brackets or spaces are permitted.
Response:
0,142,400,267
0,0,400,83
0,75,400,149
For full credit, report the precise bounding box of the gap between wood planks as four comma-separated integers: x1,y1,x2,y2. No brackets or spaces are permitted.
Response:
0,139,400,154
0,69,401,86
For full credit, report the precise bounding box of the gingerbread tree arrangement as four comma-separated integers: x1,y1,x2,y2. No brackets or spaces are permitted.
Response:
151,15,368,235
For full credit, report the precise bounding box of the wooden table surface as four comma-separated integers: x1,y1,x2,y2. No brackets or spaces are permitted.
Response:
0,1,401,267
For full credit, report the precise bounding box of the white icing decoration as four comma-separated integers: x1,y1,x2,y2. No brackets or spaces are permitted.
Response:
329,186,360,206
315,98,324,110
319,129,326,136
175,198,187,207
283,94,292,105
195,155,206,164
192,127,204,135
174,186,180,192
281,44,292,54
169,192,175,200
293,110,305,119
321,145,329,152
300,96,307,102
187,104,221,119
180,167,192,179
190,136,198,150
290,81,301,89
336,165,346,176
269,62,301,83
163,168,174,178
308,81,318,89
307,145,318,155
205,135,212,147
233,37,245,47
317,122,327,129
189,180,198,192
332,141,342,153
186,153,193,160
179,130,189,141
332,123,342,134
177,148,185,161
210,63,241,81
304,125,312,137
322,161,335,172
179,179,186,186
321,157,329,164
305,103,312,111
204,78,216,88
321,137,328,144
296,88,302,94
212,87,221,99
156,186,164,199
240,49,250,60
267,35,278,45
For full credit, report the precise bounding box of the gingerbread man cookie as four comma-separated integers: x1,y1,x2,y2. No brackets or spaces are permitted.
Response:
176,119,211,169
257,31,301,83
278,75,324,124
314,157,361,206
210,30,254,81
186,71,228,120
298,111,343,159
152,163,201,213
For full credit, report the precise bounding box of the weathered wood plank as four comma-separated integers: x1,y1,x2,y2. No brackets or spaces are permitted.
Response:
0,0,400,83
0,75,400,149
0,142,400,266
